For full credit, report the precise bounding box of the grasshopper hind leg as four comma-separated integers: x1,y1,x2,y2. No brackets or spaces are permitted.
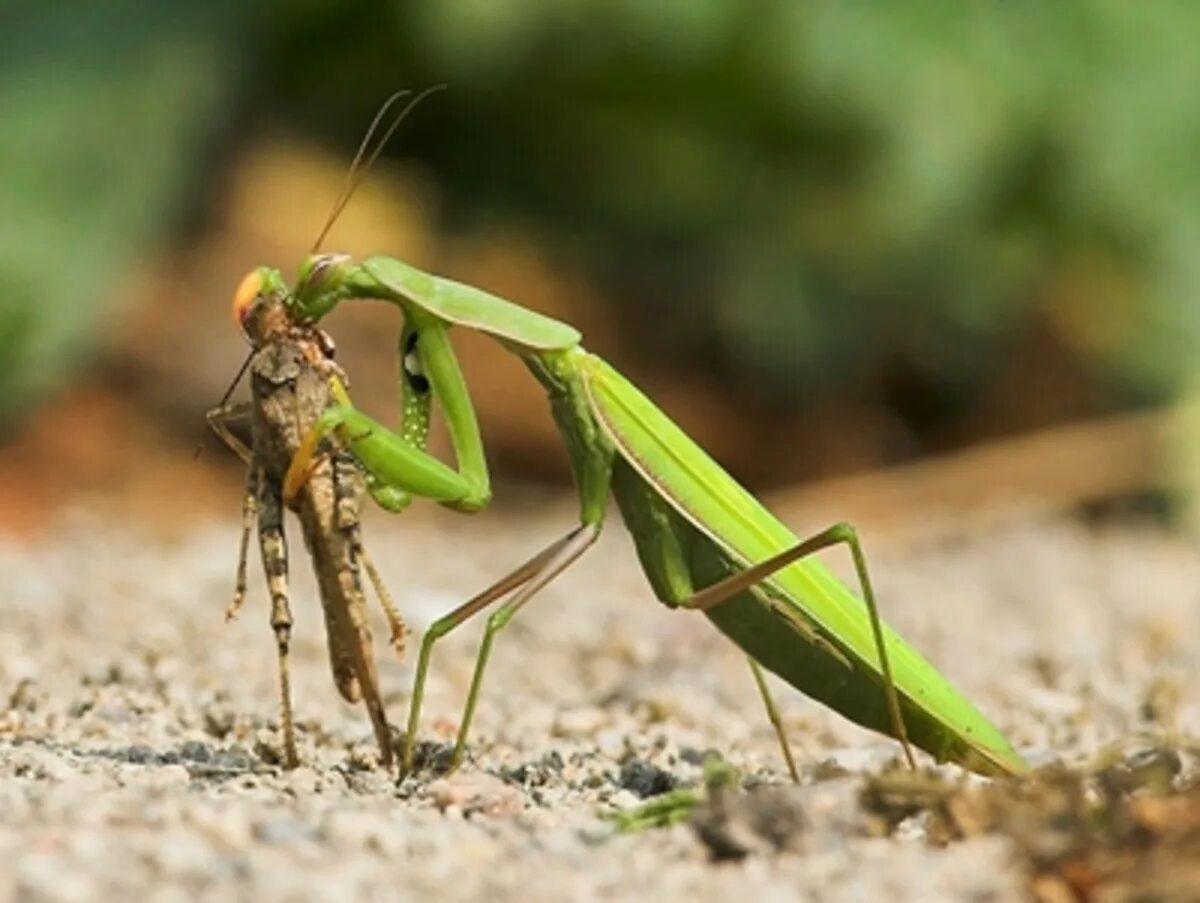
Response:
332,454,396,769
257,473,300,769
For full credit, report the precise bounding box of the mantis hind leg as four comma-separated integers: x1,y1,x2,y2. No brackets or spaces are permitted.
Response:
612,469,811,779
747,658,801,783
402,522,601,776
681,522,917,771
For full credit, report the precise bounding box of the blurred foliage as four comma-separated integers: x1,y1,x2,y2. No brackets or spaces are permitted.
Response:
264,1,1200,414
0,1,250,431
5,1,1200,435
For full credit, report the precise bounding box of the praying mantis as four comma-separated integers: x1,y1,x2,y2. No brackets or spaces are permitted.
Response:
226,92,1028,780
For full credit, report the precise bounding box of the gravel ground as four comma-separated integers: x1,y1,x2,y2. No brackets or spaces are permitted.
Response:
1,500,1197,902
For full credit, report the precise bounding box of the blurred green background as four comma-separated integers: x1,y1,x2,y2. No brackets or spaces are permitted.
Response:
1,1,1196,514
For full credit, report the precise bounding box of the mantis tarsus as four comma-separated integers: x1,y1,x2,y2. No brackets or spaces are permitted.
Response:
227,91,1028,780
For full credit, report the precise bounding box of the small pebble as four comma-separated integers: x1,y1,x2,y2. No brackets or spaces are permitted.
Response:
428,772,525,818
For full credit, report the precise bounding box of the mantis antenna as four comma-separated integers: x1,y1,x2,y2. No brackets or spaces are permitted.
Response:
201,85,448,455
311,84,449,254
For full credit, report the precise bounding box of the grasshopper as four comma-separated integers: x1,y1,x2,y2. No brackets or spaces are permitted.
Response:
206,285,408,769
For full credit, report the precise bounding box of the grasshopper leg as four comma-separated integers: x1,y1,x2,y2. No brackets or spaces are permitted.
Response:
331,454,396,769
356,541,407,658
680,522,917,771
206,402,253,463
209,403,257,621
402,523,600,775
257,475,300,769
330,458,407,657
227,468,259,622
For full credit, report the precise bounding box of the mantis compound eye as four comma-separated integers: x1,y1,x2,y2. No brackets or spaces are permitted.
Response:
294,252,352,318
231,270,264,331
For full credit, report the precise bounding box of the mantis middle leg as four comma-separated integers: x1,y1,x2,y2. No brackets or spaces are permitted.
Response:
400,521,601,775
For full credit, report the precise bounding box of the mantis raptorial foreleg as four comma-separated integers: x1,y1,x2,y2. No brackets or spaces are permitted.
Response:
284,320,491,514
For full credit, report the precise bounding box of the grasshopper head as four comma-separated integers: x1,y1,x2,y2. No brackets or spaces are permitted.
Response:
231,266,290,345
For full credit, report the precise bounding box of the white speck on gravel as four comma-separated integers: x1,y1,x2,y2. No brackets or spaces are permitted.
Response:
1,505,1198,900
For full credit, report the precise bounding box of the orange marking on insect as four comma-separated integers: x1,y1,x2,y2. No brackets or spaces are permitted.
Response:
231,270,263,327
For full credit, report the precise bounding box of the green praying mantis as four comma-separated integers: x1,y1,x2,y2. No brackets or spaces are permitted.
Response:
227,92,1028,781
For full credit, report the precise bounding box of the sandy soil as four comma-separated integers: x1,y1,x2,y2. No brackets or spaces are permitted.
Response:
1,500,1197,902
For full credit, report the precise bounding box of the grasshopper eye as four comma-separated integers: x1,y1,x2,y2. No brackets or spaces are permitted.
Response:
232,270,263,329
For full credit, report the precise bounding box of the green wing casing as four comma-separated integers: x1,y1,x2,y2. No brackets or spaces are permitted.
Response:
362,256,581,351
579,351,1027,776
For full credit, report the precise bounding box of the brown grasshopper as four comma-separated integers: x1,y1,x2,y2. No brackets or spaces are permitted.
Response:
202,88,450,769
207,274,405,769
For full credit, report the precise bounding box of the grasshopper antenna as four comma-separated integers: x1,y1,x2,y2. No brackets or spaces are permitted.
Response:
215,349,255,410
311,84,448,254
194,349,255,460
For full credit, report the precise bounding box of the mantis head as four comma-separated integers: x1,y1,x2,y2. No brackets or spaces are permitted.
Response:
291,252,354,321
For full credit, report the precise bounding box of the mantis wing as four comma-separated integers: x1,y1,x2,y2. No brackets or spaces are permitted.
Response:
580,353,1027,776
